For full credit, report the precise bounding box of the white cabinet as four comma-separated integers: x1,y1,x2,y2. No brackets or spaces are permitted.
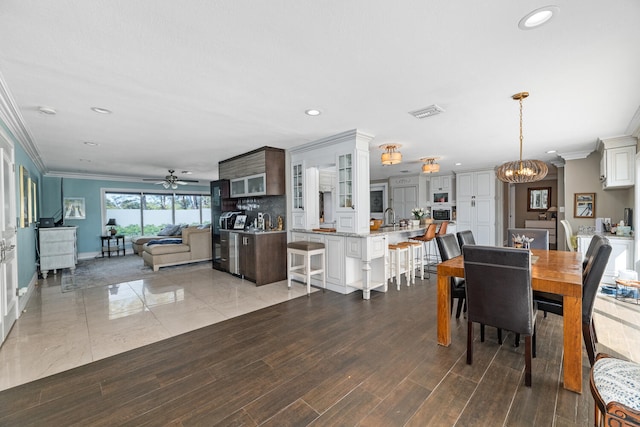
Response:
389,175,420,220
577,234,634,284
38,227,77,279
456,170,496,246
525,220,557,247
430,174,455,204
598,136,636,189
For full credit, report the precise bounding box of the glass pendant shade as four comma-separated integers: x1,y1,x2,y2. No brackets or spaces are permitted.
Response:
496,92,548,183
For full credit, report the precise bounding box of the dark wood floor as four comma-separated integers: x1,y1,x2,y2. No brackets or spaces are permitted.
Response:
0,276,616,426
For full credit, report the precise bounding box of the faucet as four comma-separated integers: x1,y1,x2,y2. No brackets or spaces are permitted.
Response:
262,213,271,230
384,208,396,227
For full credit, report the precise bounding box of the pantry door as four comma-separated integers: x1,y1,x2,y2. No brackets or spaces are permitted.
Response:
0,139,18,342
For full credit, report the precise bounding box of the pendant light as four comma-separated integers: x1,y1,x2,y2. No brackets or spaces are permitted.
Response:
380,143,402,165
421,157,440,173
496,92,548,183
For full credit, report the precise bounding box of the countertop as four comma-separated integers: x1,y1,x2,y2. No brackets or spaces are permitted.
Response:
577,230,633,240
292,226,428,238
222,229,287,235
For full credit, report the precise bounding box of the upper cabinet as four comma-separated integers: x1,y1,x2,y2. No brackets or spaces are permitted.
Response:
598,136,637,190
219,147,285,197
429,173,455,204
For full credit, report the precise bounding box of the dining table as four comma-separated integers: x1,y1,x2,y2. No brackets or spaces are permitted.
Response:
436,249,584,393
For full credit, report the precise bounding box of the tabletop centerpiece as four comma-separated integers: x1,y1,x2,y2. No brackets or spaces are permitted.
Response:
411,207,429,227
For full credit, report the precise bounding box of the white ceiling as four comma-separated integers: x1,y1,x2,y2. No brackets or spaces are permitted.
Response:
0,1,639,184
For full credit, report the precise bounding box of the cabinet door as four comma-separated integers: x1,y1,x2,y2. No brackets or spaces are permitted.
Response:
220,231,230,272
392,186,417,220
325,235,345,285
292,163,304,210
337,153,353,209
605,146,634,188
240,234,256,281
230,178,245,197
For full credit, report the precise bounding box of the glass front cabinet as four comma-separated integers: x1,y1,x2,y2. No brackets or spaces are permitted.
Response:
338,153,353,209
230,173,266,197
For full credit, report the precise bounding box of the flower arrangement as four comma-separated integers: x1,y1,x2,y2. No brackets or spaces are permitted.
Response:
512,234,534,248
411,207,429,220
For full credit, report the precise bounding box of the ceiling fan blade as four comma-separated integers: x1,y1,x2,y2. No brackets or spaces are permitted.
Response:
176,179,199,183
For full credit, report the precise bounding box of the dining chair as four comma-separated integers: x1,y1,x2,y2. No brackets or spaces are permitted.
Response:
436,221,448,237
561,219,577,251
456,230,476,249
463,245,537,386
435,234,466,318
533,236,611,366
410,223,438,278
507,228,549,250
590,353,640,426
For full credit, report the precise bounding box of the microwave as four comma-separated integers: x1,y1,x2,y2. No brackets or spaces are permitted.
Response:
433,192,450,204
432,208,451,221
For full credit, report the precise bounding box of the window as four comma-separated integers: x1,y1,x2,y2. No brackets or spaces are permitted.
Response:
105,191,211,237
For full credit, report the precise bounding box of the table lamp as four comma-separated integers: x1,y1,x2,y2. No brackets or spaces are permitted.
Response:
547,206,558,219
106,218,117,235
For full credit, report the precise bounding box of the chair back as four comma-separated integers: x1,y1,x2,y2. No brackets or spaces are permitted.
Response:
560,220,576,251
463,245,534,335
436,234,464,288
582,237,611,323
507,228,549,250
414,223,437,242
582,234,606,271
437,221,448,236
456,230,476,248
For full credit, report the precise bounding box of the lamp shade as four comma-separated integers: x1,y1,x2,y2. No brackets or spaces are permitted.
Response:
379,143,402,165
106,218,117,226
547,206,558,212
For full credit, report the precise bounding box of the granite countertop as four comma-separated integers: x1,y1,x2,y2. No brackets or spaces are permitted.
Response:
291,226,427,238
577,230,633,240
231,229,287,235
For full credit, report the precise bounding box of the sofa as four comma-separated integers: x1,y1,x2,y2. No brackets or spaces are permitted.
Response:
142,227,212,271
131,224,187,255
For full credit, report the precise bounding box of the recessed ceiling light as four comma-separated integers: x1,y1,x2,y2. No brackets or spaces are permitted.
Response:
83,141,100,146
518,6,559,30
455,162,462,166
546,150,557,154
38,106,57,115
91,107,112,114
305,109,321,116
181,171,192,175
409,104,445,119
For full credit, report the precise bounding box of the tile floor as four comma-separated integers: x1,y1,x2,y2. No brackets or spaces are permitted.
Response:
0,260,313,392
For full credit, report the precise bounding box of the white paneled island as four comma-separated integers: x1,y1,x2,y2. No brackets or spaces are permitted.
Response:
291,226,426,299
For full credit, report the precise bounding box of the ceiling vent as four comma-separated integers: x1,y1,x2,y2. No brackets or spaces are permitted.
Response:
409,104,445,119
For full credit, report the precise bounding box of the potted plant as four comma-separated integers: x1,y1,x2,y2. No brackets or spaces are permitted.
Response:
411,208,428,228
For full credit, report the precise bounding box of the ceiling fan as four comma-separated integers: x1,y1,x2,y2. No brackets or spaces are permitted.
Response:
143,170,199,189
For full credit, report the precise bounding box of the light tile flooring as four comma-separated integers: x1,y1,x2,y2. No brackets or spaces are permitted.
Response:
0,260,313,392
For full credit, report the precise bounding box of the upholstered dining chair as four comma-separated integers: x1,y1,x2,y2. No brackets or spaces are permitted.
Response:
463,245,537,387
533,237,611,366
590,353,640,426
561,219,577,251
507,228,549,250
435,234,466,318
410,223,437,278
456,230,476,249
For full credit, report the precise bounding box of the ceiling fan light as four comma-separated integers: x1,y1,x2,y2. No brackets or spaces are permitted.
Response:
162,182,170,189
171,183,178,190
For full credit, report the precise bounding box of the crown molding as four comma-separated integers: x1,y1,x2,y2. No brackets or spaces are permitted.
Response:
0,71,46,172
557,150,595,161
626,104,640,138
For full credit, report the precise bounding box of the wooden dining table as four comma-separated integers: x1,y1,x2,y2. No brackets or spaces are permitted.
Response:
437,249,584,393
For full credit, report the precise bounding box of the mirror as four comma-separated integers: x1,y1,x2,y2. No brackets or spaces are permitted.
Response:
527,187,550,212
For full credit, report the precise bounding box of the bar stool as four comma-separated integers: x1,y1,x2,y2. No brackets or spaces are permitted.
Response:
388,243,410,290
410,223,437,278
287,241,326,295
401,240,424,282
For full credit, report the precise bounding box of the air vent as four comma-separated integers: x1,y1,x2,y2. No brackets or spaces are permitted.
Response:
409,104,445,119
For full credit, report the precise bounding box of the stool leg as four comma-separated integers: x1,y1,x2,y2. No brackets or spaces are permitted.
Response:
305,252,311,295
287,251,292,289
407,248,414,286
321,252,326,291
417,245,424,281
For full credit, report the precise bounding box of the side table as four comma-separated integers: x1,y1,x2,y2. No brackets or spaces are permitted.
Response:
101,235,125,258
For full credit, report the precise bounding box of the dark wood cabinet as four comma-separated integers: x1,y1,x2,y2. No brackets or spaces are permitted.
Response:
239,232,286,286
218,146,285,196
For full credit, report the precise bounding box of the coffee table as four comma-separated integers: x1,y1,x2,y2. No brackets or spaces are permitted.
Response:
614,279,640,304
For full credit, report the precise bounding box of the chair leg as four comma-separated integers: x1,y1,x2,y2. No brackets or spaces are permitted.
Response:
592,318,598,343
467,321,473,365
532,325,537,359
582,321,597,366
455,297,464,319
524,336,532,387
497,328,503,345
480,323,485,342
514,333,520,347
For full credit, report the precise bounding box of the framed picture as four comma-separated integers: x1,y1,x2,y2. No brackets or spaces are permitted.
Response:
31,180,37,224
369,183,388,220
233,214,247,229
527,187,550,212
64,197,86,219
19,165,29,228
574,193,595,218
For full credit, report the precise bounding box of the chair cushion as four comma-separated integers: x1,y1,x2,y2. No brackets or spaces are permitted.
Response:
592,357,640,411
287,241,325,251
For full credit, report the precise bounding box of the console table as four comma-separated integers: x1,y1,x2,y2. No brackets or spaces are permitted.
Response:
101,235,125,257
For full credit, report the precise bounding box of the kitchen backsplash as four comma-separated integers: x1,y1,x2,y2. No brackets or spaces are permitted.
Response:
230,195,286,229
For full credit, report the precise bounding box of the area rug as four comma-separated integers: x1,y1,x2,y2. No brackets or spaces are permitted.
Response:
60,255,210,292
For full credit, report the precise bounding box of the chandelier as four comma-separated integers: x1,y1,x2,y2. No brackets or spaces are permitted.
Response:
380,143,402,165
496,92,548,183
421,157,440,173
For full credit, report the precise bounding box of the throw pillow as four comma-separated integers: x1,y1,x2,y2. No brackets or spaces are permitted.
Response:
158,224,180,236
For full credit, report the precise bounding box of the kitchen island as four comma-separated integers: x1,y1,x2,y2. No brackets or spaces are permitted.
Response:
577,231,634,284
291,226,427,299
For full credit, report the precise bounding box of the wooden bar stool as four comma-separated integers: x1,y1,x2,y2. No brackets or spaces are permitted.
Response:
287,241,326,295
410,223,437,278
403,240,424,281
388,243,410,290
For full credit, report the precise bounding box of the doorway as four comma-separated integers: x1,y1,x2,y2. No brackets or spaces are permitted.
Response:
0,135,18,342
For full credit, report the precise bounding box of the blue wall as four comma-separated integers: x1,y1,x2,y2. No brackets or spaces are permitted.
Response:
41,176,209,254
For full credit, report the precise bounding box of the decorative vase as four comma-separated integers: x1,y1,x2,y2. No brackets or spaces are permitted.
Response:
411,219,421,228
420,218,432,226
